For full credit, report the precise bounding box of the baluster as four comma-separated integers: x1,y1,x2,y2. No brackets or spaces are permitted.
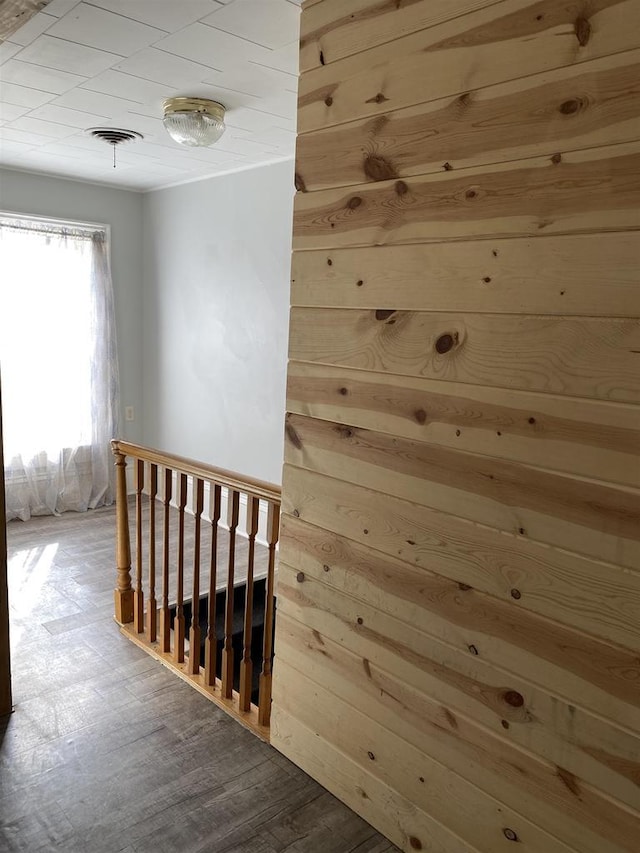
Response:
188,478,204,675
204,484,221,687
134,458,144,633
258,502,280,727
173,473,188,664
113,448,133,624
239,495,259,711
222,489,240,699
147,464,158,643
159,467,173,653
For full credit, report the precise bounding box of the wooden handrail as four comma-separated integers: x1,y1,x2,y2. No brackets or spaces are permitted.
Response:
111,439,281,740
111,440,281,504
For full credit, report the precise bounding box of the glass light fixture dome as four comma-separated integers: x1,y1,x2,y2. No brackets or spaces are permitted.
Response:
162,97,226,147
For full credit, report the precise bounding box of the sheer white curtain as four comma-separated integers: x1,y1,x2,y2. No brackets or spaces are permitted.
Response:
0,216,120,521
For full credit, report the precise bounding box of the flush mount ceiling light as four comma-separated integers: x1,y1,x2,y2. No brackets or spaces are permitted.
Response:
162,97,226,147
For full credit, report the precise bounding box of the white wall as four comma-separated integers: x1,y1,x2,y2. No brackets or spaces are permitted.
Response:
0,168,144,444
142,161,294,485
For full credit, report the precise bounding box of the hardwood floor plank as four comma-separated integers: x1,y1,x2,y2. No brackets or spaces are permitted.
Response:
2,507,396,853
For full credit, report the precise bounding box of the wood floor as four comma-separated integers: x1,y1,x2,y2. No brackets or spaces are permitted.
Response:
1,505,397,853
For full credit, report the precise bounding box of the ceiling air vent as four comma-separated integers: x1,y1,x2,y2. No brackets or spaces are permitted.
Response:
84,127,144,167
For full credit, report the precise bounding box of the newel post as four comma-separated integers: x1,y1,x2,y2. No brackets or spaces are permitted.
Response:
112,440,133,624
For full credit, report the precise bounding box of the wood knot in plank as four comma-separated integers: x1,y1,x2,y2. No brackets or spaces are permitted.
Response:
347,195,362,210
575,16,591,46
503,690,524,708
336,425,354,439
458,582,472,591
409,838,423,850
365,92,388,104
557,767,581,797
435,332,458,354
324,95,333,106
443,162,453,171
375,309,396,321
294,172,307,192
338,386,349,395
503,828,519,842
395,180,408,196
559,97,583,115
285,423,302,449
551,153,562,165
363,154,398,182
510,588,522,600
444,709,458,729
296,572,305,583
367,751,375,761
414,409,427,425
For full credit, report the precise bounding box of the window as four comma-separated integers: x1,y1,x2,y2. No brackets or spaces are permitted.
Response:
0,215,119,520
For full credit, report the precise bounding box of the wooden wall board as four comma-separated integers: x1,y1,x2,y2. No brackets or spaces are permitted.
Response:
271,706,478,853
296,51,640,190
276,568,640,805
288,309,640,404
283,413,640,569
297,0,640,133
280,478,640,658
274,0,640,848
299,0,502,72
275,619,638,853
290,232,640,317
285,363,640,488
278,520,640,742
293,143,640,249
273,659,596,853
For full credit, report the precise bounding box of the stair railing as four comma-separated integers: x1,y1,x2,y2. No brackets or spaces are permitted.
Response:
111,440,280,737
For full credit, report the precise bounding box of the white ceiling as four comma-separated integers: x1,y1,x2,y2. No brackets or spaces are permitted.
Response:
0,0,301,191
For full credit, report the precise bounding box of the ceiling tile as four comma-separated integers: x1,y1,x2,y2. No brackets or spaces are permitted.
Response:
203,62,296,100
0,126,65,147
112,47,223,89
202,1,300,50
0,139,37,156
252,40,298,75
154,22,272,70
0,102,30,122
45,3,166,55
15,35,121,76
7,13,57,47
52,87,141,117
0,81,57,109
87,1,222,34
0,59,86,94
28,103,112,128
42,0,81,19
80,69,168,104
0,42,22,65
8,115,79,139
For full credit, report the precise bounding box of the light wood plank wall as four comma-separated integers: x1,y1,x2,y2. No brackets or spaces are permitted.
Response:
271,1,640,851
